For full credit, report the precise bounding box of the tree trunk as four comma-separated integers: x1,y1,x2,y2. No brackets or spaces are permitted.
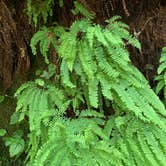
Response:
0,0,32,91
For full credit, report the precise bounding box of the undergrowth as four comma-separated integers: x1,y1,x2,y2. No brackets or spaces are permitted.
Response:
1,1,166,165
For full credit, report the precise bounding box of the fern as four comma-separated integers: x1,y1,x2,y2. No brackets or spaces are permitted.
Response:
155,47,166,102
60,59,76,88
30,26,65,64
27,0,64,26
106,114,166,166
14,79,69,133
31,114,123,166
54,17,165,124
72,1,95,20
8,1,166,165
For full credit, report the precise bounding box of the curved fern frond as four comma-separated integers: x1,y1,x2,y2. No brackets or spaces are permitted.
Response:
60,59,75,88
73,1,95,20
27,0,56,26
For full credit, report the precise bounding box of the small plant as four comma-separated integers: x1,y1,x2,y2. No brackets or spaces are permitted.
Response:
3,130,25,157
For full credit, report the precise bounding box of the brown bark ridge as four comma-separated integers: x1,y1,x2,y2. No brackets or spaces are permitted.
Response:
0,0,32,91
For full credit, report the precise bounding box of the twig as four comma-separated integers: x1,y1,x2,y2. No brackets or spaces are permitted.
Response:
134,15,158,38
122,0,130,17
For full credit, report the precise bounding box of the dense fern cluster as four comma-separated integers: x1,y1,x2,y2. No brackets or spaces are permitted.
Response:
7,1,166,165
15,79,67,133
31,15,166,120
28,111,166,165
32,114,123,166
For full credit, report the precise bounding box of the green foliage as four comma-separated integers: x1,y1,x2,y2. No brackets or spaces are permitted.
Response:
4,1,166,165
30,26,65,64
27,0,55,26
0,129,6,136
14,79,68,134
0,95,4,103
72,1,95,19
30,110,166,166
106,114,166,166
155,47,166,101
32,115,123,166
3,130,25,157
20,15,166,165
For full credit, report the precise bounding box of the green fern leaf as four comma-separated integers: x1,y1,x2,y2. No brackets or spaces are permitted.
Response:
60,59,75,88
88,79,99,108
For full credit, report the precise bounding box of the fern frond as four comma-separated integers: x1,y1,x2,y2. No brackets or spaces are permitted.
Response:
59,33,77,71
60,59,75,88
94,25,109,47
155,46,166,101
97,73,112,100
112,83,145,120
88,79,99,108
73,1,95,20
79,109,104,118
27,0,55,26
78,40,95,79
70,19,91,34
127,87,166,129
30,27,49,63
15,82,35,97
15,84,36,113
32,118,123,166
139,88,166,116
86,27,95,48
95,45,119,78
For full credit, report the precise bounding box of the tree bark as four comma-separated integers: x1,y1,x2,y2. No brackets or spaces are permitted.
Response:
0,0,32,91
